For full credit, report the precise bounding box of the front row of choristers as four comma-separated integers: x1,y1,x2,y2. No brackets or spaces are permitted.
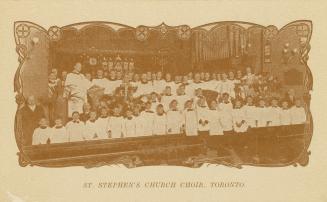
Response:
32,94,307,145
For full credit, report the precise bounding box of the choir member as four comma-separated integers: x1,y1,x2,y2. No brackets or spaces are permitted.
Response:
130,73,140,88
150,92,161,112
21,95,45,146
50,117,68,143
196,96,210,135
220,73,235,99
32,117,50,145
135,73,153,96
84,111,99,140
232,99,248,133
123,108,137,138
166,100,183,135
183,100,198,136
280,100,292,125
107,71,121,95
176,85,190,111
161,86,175,112
153,104,167,135
152,71,166,94
243,67,256,85
66,111,85,142
133,105,145,136
108,105,124,138
95,107,110,139
290,98,306,125
243,96,257,128
64,62,91,117
218,93,233,112
267,97,282,126
207,100,224,135
164,73,176,95
256,98,269,128
91,69,108,89
140,102,155,136
80,102,92,122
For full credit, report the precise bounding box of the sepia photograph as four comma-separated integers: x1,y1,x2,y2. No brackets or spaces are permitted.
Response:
14,20,313,168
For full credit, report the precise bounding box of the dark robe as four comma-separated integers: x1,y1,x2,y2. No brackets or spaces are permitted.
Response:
21,105,45,146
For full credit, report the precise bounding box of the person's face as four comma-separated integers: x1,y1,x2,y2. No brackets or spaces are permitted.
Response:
198,98,206,106
295,100,301,107
194,73,201,82
237,70,242,78
89,112,97,120
109,71,116,79
113,107,120,115
133,108,140,116
182,76,188,83
145,103,151,110
83,103,91,112
210,101,217,109
74,63,82,72
165,73,171,81
216,74,221,81
51,68,58,76
246,97,253,105
85,73,92,81
39,118,47,127
151,93,157,101
156,106,164,114
140,74,147,82
200,72,205,80
282,101,288,109
271,99,278,106
100,108,108,117
165,87,171,95
157,72,162,80
54,119,63,126
72,113,79,120
179,86,185,94
246,67,251,74
116,71,122,79
222,73,228,80
259,100,265,107
126,110,133,118
151,73,156,81
171,101,177,109
212,73,217,80
223,94,229,101
235,101,242,108
49,72,56,81
62,71,68,79
134,74,140,81
27,96,36,105
97,70,104,78
187,72,193,80
229,72,234,79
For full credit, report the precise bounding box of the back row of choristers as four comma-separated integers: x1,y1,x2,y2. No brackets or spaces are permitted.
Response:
32,94,306,145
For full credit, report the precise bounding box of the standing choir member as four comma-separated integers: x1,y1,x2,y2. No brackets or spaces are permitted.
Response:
267,98,282,126
183,100,198,136
135,73,153,96
84,111,99,140
166,100,183,134
32,117,51,145
232,99,248,133
123,109,137,138
140,102,155,136
243,96,257,128
207,100,224,135
21,95,45,146
50,117,68,143
108,106,124,138
95,108,110,139
196,97,210,135
66,111,86,142
290,99,306,125
256,99,269,128
153,104,167,135
153,71,166,94
91,69,108,89
64,62,91,117
280,100,292,125
106,71,121,95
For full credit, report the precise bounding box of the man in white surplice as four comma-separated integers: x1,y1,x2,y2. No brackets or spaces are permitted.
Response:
64,62,91,117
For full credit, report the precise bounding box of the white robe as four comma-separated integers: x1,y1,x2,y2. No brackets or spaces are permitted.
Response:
95,117,110,139
207,109,223,135
134,115,145,137
84,120,100,140
153,80,166,94
183,109,198,136
220,80,235,98
290,106,306,124
243,105,257,128
106,80,121,95
176,94,190,111
135,82,153,96
161,95,175,112
220,109,233,132
267,106,282,126
153,114,167,135
280,109,292,125
166,110,183,134
50,127,68,143
32,127,51,145
65,72,90,117
66,121,85,142
196,106,210,131
140,111,155,136
256,107,269,128
164,81,177,95
108,116,124,138
92,78,108,89
232,108,248,132
123,118,137,138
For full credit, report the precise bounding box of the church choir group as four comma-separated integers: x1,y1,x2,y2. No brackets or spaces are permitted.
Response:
32,63,307,145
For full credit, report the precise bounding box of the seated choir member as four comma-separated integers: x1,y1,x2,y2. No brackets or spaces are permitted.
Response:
183,100,198,136
166,100,183,135
140,102,155,136
196,96,210,135
66,111,86,142
153,104,167,135
232,99,248,133
267,97,282,126
133,105,145,136
95,108,110,139
280,100,292,125
84,111,99,140
123,108,137,138
243,96,257,128
32,117,51,145
290,98,306,125
161,86,174,112
108,105,124,138
207,100,224,135
256,98,269,128
50,117,68,143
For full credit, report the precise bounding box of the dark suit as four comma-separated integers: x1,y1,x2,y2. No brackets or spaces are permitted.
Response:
21,105,45,146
